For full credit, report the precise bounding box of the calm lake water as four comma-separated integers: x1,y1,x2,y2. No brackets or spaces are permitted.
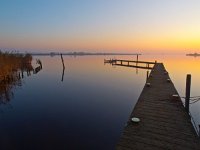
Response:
0,54,199,150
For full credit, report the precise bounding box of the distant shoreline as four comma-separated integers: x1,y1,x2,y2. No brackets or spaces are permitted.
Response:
30,52,141,56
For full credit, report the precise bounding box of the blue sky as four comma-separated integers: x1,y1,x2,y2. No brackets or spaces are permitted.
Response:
0,0,200,53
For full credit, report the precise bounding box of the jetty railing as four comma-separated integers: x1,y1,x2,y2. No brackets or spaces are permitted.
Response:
104,59,157,70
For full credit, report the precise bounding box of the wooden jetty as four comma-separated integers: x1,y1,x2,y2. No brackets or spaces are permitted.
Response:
117,63,200,150
104,59,156,70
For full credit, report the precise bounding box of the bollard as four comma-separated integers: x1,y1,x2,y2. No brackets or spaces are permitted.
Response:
185,74,191,114
146,83,150,87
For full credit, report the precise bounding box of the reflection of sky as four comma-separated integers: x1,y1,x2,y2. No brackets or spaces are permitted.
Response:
0,55,199,149
44,55,200,128
0,0,200,52
0,56,147,149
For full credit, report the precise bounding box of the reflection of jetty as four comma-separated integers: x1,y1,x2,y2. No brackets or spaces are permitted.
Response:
111,62,200,149
186,53,200,57
104,59,156,70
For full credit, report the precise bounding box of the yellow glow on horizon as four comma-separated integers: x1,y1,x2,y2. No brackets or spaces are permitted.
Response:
1,26,200,53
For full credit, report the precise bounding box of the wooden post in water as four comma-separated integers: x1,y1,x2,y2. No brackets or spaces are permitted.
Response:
61,67,65,82
60,54,65,69
146,71,149,82
136,68,138,74
185,74,191,114
136,54,139,67
199,125,200,137
60,53,65,82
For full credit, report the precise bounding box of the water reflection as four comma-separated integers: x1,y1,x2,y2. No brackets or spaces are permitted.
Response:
1,54,199,149
61,67,65,82
60,54,65,82
0,53,42,104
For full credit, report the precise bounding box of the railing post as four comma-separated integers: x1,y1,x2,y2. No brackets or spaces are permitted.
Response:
136,54,138,62
185,74,191,114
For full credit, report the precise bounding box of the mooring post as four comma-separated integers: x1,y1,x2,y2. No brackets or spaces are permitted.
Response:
199,125,200,137
60,53,65,69
60,53,65,82
146,71,149,82
185,74,191,114
61,67,65,82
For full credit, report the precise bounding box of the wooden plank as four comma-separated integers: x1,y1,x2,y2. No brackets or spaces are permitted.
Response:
116,63,200,150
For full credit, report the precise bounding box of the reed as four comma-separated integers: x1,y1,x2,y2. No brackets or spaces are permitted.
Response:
0,51,33,103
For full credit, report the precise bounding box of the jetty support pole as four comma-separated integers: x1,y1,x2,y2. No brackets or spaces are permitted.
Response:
185,74,191,114
146,71,149,82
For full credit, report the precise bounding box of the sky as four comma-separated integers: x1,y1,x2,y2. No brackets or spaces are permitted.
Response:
0,0,200,53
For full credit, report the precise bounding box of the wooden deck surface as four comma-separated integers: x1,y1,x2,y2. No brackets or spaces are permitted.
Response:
117,63,200,150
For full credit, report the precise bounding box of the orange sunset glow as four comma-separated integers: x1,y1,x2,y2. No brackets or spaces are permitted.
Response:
0,0,200,53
